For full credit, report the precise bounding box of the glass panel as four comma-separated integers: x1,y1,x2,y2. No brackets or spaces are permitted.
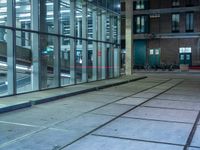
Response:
113,16,118,44
16,0,31,29
16,30,32,94
61,37,70,86
106,16,110,41
39,33,57,89
76,39,82,83
60,0,71,86
88,41,93,80
186,54,190,60
150,49,154,55
46,0,54,33
185,47,191,53
186,13,194,31
180,55,184,60
76,0,82,38
0,0,7,25
88,6,93,40
0,28,8,96
155,49,159,55
172,14,180,32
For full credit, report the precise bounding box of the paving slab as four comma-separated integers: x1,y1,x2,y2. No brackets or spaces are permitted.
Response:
188,147,200,150
191,126,200,147
94,118,192,145
0,122,39,146
123,107,198,123
37,98,107,113
0,128,81,150
166,90,200,96
64,135,183,150
144,88,165,93
131,92,158,99
157,94,200,103
116,97,148,106
144,99,200,111
91,90,134,97
61,92,124,104
54,113,114,133
0,106,83,126
90,103,132,116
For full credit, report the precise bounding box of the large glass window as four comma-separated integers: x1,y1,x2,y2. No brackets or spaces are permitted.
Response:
134,0,149,10
186,12,194,32
134,15,149,33
172,0,180,7
0,0,120,97
172,13,180,32
0,0,7,26
0,28,7,96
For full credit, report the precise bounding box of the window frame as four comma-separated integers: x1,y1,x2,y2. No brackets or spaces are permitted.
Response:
171,13,180,33
185,12,194,32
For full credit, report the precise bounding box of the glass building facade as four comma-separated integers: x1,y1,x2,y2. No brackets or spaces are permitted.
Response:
0,0,121,96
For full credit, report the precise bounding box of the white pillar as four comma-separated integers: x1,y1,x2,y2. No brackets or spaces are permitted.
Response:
101,12,107,79
97,11,102,79
70,0,76,84
53,0,61,87
92,10,98,81
82,1,88,82
114,16,121,77
7,0,16,95
31,0,40,90
109,15,114,78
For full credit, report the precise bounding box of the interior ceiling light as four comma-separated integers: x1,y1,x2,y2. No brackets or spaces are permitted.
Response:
46,2,53,6
19,13,31,17
0,7,6,12
0,0,6,4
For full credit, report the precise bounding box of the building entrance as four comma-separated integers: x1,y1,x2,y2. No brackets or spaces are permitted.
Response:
149,48,160,67
179,47,192,66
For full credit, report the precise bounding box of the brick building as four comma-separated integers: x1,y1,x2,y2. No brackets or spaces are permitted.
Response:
121,0,200,71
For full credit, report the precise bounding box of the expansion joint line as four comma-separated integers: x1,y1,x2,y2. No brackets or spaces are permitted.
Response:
59,79,184,150
183,111,200,150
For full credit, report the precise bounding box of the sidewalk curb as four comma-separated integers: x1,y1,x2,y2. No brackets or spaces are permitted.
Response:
0,76,146,114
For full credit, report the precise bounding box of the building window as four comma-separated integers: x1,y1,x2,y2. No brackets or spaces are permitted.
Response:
186,12,194,32
121,2,125,11
133,0,149,10
172,0,180,7
134,15,149,33
172,14,180,32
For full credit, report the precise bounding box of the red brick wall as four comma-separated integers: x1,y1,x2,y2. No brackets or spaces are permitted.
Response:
150,18,159,33
147,38,199,65
160,14,171,33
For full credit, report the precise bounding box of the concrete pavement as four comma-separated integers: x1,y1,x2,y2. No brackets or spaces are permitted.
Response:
0,74,200,150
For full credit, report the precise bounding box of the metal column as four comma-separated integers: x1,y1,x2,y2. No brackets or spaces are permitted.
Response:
82,1,88,82
31,0,40,90
92,10,98,81
7,0,16,95
101,12,107,80
114,16,121,77
53,0,61,87
70,0,76,84
109,15,114,78
97,11,102,79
